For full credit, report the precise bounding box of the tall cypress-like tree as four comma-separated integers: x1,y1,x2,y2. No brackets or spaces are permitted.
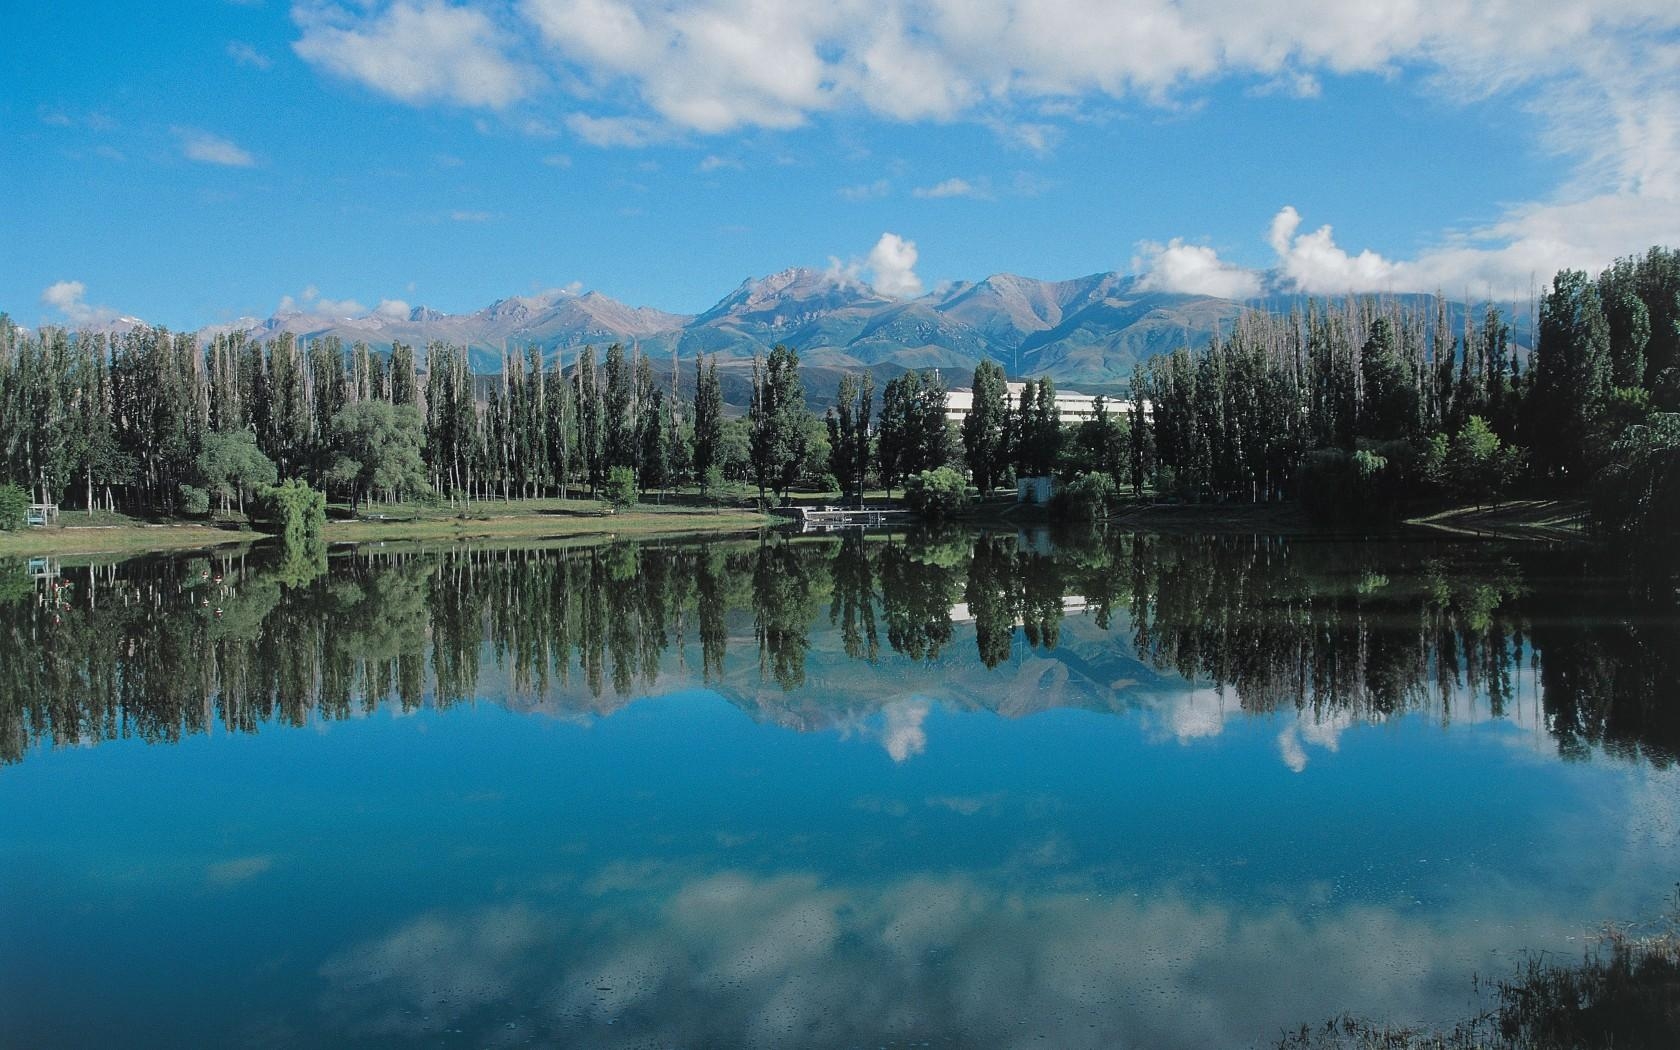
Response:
827,371,873,505
1531,269,1612,479
748,345,809,502
962,359,1009,493
692,354,724,494
575,345,604,494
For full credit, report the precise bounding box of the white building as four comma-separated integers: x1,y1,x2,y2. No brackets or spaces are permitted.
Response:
944,382,1142,424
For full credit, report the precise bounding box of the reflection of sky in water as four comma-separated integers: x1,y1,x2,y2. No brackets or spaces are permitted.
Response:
3,670,1675,1049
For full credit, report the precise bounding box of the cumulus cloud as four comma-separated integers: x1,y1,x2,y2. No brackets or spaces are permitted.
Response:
912,177,991,200
373,298,412,319
864,232,923,299
40,280,118,325
1134,238,1263,299
1266,206,1399,294
292,0,530,108
175,127,257,167
697,154,740,173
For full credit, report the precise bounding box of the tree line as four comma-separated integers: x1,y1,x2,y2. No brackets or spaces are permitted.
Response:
4,244,1675,526
1124,245,1680,527
0,317,827,514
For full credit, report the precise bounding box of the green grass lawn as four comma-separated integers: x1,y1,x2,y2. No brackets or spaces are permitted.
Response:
1,493,774,557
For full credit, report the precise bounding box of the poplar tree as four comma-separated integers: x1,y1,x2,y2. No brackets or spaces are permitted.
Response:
748,345,809,502
827,371,872,505
961,359,1009,492
692,354,724,494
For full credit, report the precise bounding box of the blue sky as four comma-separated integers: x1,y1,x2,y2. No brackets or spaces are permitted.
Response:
4,1,1677,330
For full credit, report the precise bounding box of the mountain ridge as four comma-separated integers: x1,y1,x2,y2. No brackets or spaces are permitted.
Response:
60,267,1525,391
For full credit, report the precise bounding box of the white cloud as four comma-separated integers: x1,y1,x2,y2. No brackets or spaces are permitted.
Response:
697,154,740,173
1266,206,1398,294
1135,239,1263,299
284,2,1680,285
40,280,118,325
175,128,257,167
912,177,991,200
984,117,1062,155
839,179,891,201
449,209,495,222
865,232,923,298
226,40,273,69
565,113,664,147
292,0,529,108
275,285,404,318
541,152,573,167
314,296,367,316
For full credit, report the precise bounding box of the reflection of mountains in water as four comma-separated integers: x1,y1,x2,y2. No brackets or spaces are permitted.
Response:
1,530,1675,766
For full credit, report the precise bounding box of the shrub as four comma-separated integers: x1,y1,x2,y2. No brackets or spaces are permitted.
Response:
604,466,638,509
0,483,27,531
1593,413,1680,541
904,467,968,520
253,480,327,542
178,483,210,516
1052,471,1117,521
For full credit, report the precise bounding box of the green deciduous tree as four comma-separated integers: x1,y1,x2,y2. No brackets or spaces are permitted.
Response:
748,346,809,502
195,429,277,515
327,401,428,513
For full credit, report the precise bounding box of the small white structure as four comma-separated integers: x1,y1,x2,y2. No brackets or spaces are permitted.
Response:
946,382,1145,424
1017,476,1054,505
26,503,58,527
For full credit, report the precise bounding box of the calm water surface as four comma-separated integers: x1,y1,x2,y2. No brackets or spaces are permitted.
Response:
1,528,1676,1048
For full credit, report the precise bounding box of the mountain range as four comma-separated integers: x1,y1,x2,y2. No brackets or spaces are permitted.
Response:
102,267,1526,401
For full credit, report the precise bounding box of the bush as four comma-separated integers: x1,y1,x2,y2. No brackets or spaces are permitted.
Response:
1593,413,1680,541
1298,446,1398,524
904,467,968,520
0,483,27,531
253,480,326,542
178,483,210,516
604,466,638,509
1052,471,1117,521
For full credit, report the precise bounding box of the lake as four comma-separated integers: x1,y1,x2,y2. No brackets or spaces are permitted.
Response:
1,527,1676,1048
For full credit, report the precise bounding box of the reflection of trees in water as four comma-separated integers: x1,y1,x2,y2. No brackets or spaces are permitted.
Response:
1,530,1675,766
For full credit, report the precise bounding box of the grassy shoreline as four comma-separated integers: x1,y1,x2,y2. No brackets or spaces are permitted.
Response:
0,499,773,557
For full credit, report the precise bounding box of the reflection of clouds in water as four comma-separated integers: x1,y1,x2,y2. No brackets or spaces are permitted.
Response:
1162,687,1232,743
1624,765,1680,855
1277,709,1358,773
205,855,274,886
318,904,551,1040
318,868,1578,1050
831,697,931,762
880,699,929,762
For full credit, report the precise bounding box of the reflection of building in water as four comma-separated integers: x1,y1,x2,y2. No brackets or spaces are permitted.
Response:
945,382,1146,424
949,594,1089,625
